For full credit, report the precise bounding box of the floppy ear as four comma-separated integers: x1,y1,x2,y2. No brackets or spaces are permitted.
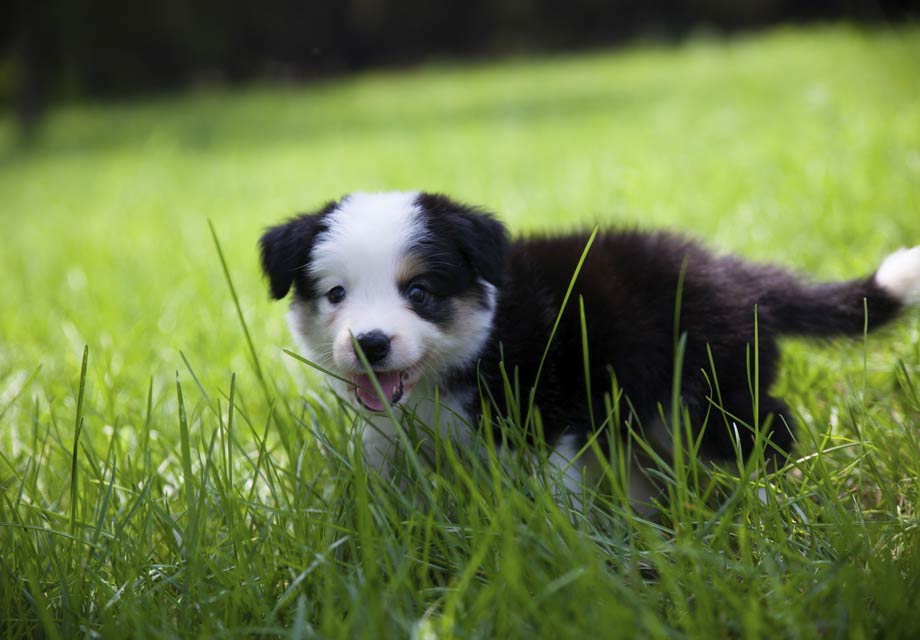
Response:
452,209,509,287
418,193,510,287
259,205,332,299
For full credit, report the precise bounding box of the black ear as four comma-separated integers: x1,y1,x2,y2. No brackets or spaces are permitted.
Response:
417,193,510,287
259,204,334,299
453,208,509,287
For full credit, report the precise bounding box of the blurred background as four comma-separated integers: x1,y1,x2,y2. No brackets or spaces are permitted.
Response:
2,6,920,637
0,1,918,395
4,0,917,141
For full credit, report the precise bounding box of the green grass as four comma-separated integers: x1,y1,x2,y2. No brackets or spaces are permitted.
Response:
2,24,920,638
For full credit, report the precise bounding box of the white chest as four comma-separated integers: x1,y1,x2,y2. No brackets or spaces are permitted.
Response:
360,386,475,475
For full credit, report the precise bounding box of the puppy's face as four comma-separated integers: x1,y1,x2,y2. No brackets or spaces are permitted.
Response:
260,192,508,412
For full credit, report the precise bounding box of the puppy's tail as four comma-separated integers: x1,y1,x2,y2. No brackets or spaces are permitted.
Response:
758,246,920,337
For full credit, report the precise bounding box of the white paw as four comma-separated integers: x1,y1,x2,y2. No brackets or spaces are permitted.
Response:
876,246,920,305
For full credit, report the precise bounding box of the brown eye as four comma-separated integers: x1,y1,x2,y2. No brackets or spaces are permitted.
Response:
326,286,346,304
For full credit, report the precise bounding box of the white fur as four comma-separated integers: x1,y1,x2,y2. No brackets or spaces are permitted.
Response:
547,434,660,512
301,191,496,379
287,191,497,477
361,387,476,475
285,190,663,512
875,246,920,305
548,433,587,507
309,191,428,373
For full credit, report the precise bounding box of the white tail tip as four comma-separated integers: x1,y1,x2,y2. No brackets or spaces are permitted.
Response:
876,246,920,305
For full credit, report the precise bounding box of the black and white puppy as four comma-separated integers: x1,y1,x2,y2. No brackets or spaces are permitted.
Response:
260,191,920,504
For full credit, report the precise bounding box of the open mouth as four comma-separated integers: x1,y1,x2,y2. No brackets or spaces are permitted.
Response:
351,370,415,412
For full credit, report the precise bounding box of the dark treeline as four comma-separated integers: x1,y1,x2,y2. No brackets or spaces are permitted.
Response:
3,0,916,137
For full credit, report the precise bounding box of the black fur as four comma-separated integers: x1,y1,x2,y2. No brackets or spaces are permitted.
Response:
259,201,337,300
261,193,906,467
403,194,510,326
416,198,904,464
414,193,509,290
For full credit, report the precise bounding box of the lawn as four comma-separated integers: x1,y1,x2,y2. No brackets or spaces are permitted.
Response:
1,24,920,638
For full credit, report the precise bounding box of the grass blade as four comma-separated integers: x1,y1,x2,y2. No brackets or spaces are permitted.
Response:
69,345,89,542
523,226,599,430
208,219,268,391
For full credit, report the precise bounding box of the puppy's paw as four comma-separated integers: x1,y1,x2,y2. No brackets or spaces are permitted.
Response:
876,246,920,305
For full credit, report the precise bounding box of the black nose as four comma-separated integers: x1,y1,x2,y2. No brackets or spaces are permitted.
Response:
355,330,391,365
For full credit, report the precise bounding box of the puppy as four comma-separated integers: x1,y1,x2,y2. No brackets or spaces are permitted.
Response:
259,191,920,505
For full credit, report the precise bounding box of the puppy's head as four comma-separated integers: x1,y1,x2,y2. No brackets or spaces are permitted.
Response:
260,191,508,411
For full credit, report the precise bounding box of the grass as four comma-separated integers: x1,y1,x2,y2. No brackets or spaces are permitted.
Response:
2,24,920,638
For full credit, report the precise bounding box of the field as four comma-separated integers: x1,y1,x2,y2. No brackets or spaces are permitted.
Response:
2,25,920,638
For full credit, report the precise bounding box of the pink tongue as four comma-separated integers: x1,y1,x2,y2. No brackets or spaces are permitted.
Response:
353,371,403,411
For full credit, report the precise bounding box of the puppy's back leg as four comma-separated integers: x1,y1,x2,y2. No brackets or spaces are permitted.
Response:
758,396,795,469
704,386,795,465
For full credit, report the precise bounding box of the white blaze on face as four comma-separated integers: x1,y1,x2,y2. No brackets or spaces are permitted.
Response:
286,190,498,415
307,191,429,374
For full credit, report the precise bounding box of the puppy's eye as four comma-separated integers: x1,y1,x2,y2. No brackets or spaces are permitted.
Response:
326,286,346,304
406,284,429,305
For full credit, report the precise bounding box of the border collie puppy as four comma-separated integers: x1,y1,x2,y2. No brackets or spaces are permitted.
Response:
260,191,920,504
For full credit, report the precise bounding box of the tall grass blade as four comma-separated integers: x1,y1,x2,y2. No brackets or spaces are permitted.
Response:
578,295,595,432
175,372,199,607
69,345,89,541
208,219,268,390
524,226,599,430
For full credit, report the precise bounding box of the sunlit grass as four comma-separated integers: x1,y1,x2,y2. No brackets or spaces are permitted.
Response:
1,24,920,638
